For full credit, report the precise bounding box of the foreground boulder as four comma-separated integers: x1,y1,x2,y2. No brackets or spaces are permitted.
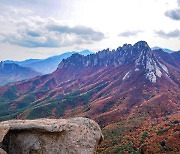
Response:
0,117,103,154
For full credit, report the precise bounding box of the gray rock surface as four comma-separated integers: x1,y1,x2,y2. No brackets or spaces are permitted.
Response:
0,148,7,154
0,117,103,154
0,126,9,142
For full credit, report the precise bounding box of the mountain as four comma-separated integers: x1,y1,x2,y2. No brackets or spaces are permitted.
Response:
153,49,180,68
4,50,93,74
0,62,41,85
78,49,93,55
0,41,179,153
4,59,40,66
151,46,178,53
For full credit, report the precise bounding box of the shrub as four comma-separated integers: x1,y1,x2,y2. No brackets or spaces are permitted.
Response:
156,128,169,135
141,131,148,143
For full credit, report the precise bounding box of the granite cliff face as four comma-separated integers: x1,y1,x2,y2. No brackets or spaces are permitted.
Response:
58,41,176,83
0,117,102,154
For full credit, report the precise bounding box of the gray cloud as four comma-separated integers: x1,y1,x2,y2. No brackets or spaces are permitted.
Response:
3,25,105,48
0,6,105,48
118,30,142,37
165,0,180,20
165,9,180,20
47,25,105,41
4,34,60,48
155,30,180,39
26,30,41,37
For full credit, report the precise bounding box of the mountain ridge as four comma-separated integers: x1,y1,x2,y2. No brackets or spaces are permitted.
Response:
151,46,179,53
57,41,177,83
0,41,179,153
4,50,93,74
0,41,179,117
0,62,41,85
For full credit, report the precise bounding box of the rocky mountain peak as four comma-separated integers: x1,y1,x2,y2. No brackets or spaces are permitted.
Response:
57,41,169,83
122,43,133,50
58,41,149,68
58,53,85,69
133,41,150,51
0,61,4,70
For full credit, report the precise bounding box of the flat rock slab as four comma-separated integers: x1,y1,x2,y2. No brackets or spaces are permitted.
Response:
0,117,103,154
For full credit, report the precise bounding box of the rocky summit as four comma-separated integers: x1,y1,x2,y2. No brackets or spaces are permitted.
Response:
0,117,103,154
58,41,178,83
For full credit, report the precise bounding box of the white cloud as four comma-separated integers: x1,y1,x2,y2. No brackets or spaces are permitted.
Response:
0,0,180,60
0,6,105,48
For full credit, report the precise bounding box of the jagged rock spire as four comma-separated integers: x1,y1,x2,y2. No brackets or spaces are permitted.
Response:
57,41,168,83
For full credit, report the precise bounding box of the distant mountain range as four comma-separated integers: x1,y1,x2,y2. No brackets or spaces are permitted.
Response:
151,46,178,53
0,42,179,153
4,50,93,74
0,62,41,85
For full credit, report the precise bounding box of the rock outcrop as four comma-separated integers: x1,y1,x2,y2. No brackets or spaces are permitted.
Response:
57,41,170,83
0,117,103,154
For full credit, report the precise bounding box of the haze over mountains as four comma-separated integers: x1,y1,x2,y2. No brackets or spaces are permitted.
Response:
4,50,93,75
151,46,178,53
0,41,179,153
0,62,41,85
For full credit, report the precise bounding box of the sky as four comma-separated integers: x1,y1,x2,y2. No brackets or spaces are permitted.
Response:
0,0,180,61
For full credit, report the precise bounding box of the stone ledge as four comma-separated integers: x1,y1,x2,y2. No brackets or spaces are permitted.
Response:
0,117,103,154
